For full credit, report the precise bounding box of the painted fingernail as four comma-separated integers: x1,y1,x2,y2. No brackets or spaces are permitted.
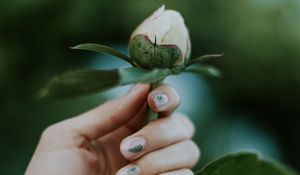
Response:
117,165,141,175
152,93,169,109
121,137,145,157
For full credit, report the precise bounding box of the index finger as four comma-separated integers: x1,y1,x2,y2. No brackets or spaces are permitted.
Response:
42,84,150,148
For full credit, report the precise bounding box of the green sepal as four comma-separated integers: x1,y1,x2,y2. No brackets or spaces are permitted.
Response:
187,53,224,66
129,34,183,69
120,67,172,85
185,65,222,78
194,152,297,175
71,43,136,66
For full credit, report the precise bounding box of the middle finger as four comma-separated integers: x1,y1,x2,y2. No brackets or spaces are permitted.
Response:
120,113,195,160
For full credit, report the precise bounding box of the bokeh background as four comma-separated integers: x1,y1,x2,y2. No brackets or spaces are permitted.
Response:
1,0,300,174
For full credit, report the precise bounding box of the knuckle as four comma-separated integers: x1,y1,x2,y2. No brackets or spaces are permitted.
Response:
174,114,195,137
138,153,163,174
40,123,86,148
180,116,195,135
184,140,200,166
41,123,68,143
41,124,59,140
135,161,150,175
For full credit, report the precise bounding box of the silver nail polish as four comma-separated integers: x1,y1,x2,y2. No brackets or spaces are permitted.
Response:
152,93,168,108
128,144,144,153
127,166,141,175
122,137,146,158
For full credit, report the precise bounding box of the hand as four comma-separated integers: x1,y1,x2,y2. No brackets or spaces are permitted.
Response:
25,84,200,175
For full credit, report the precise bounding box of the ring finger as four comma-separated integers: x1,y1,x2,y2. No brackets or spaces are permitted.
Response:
117,140,200,175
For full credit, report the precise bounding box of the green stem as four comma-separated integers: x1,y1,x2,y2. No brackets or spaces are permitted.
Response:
147,108,158,123
146,80,163,123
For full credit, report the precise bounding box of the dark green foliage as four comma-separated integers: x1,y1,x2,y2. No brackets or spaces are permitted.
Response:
71,44,134,66
37,69,120,99
38,43,220,99
195,153,297,175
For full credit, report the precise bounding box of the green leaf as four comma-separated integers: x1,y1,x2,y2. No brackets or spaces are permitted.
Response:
120,67,172,85
37,69,120,99
37,67,173,99
71,43,135,66
185,65,222,78
187,53,223,66
194,152,297,175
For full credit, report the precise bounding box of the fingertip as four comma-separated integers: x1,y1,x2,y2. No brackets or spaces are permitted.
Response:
120,136,146,160
174,113,195,137
147,85,181,115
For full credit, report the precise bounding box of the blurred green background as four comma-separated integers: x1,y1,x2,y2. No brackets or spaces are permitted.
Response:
1,0,300,174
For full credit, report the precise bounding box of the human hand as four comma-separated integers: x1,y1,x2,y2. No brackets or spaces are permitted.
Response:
25,84,200,175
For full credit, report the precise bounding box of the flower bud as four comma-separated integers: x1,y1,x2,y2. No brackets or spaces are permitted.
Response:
129,5,191,69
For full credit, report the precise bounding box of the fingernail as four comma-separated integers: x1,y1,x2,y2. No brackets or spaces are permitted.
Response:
117,165,141,175
152,93,169,109
121,137,145,157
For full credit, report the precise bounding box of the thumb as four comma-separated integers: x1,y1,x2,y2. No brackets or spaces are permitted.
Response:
43,84,150,148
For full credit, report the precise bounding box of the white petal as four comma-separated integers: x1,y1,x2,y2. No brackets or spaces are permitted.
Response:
130,5,171,44
185,33,192,59
149,4,165,20
162,10,190,60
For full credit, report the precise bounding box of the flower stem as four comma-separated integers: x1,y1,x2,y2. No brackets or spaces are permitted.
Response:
146,80,163,123
147,108,158,123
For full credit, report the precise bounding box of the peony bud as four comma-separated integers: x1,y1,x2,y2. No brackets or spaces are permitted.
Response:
129,5,191,69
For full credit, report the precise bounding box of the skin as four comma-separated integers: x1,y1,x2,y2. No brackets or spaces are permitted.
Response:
25,84,200,175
